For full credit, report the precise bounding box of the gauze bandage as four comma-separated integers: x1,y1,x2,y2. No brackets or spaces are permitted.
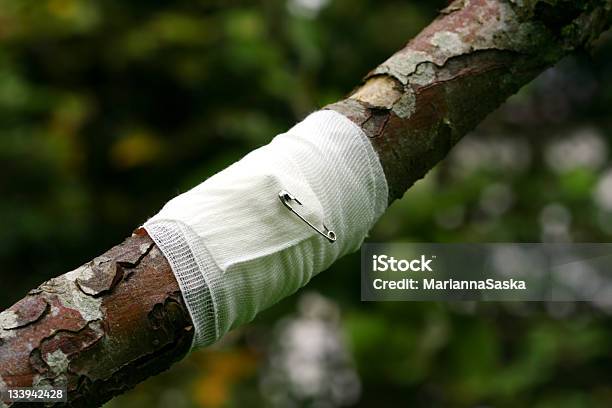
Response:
144,110,388,349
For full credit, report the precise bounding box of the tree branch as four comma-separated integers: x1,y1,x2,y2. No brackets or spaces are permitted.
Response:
0,231,193,407
328,0,612,200
1,0,611,406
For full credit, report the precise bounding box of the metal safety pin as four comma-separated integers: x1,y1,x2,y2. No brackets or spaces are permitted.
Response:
278,190,336,243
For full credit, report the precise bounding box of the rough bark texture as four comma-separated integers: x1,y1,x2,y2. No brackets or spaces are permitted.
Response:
1,0,611,406
328,0,612,201
0,231,193,407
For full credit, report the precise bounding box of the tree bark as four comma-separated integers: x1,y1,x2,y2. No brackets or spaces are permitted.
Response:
0,231,193,407
328,0,612,201
1,0,611,406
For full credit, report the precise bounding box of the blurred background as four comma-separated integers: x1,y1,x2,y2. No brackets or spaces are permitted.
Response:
2,0,612,406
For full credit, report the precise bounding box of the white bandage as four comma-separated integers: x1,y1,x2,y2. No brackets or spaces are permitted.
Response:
144,110,388,349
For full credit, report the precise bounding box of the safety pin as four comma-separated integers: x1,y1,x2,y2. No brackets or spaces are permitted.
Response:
278,190,336,243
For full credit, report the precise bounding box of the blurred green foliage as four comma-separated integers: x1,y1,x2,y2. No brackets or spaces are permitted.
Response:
2,0,612,407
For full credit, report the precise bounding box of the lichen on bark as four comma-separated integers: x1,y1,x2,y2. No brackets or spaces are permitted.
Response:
0,233,193,407
328,0,611,200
